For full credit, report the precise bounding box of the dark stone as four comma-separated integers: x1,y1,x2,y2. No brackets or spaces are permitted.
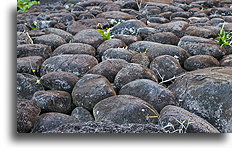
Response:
40,0,66,5
137,27,161,39
73,29,105,48
17,73,44,100
149,55,185,81
40,71,79,93
184,55,220,71
72,74,116,110
220,55,231,67
87,59,128,83
102,48,134,62
17,99,41,133
207,18,225,26
170,11,191,19
122,1,139,11
144,32,180,45
34,34,67,50
43,120,163,133
77,13,95,20
114,63,158,89
148,17,169,24
128,41,189,64
96,11,136,20
102,4,121,12
71,107,94,122
131,53,150,67
31,112,79,133
159,105,219,133
148,21,188,37
17,32,31,45
32,90,72,114
17,56,44,75
17,44,52,59
79,18,110,28
40,54,98,77
66,21,90,35
93,95,159,124
184,26,217,38
28,30,46,38
113,34,142,45
45,28,73,42
119,79,176,112
52,43,96,57
178,36,225,59
168,67,231,133
111,20,146,35
97,39,126,57
188,17,209,24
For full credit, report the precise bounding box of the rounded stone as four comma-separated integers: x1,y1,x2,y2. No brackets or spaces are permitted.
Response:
102,48,134,62
184,55,220,71
17,99,41,133
87,59,128,83
93,95,159,124
34,34,67,50
119,79,177,112
32,90,72,114
52,43,96,57
40,71,80,93
168,67,231,133
72,74,116,110
159,105,219,133
31,112,78,133
114,63,158,89
149,55,186,81
71,107,94,122
17,44,52,59
17,73,44,100
40,54,98,77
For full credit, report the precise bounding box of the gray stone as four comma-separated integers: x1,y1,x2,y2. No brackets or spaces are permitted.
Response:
168,67,231,133
111,20,146,35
